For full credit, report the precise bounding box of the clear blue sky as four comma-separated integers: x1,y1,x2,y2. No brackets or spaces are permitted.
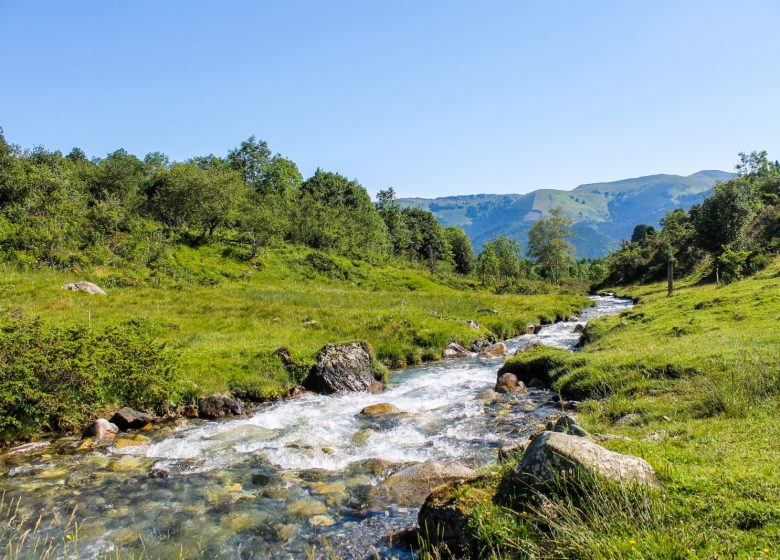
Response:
1,0,778,198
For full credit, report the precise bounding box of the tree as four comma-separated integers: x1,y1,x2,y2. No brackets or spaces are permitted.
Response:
402,207,448,272
227,136,272,189
694,178,760,255
294,169,389,261
445,227,475,274
477,236,523,285
377,188,410,256
630,224,656,244
527,207,574,284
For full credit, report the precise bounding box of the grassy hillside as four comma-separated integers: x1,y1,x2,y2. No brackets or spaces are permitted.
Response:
431,258,780,558
397,170,732,258
0,244,587,437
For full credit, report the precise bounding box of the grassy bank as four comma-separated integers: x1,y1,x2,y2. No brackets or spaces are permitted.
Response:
433,258,780,558
0,244,587,441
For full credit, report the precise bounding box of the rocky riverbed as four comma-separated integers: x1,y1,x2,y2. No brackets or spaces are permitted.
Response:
0,296,631,559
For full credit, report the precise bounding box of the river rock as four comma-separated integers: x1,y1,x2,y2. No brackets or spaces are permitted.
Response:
4,441,50,457
198,393,244,419
375,460,475,506
82,418,119,440
304,342,380,394
360,403,401,416
574,323,586,333
480,341,508,358
287,499,326,517
444,342,471,358
495,373,526,394
61,280,107,295
501,431,659,502
110,407,154,431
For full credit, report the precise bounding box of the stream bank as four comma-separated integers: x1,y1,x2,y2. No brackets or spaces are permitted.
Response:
0,296,631,559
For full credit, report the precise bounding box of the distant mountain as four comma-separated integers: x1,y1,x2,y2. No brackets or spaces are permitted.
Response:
397,170,734,258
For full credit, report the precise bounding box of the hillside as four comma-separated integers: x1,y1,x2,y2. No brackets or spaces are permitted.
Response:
398,170,733,258
422,257,780,557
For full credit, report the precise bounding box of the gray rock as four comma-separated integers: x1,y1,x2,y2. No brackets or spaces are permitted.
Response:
198,393,244,419
546,415,589,437
82,418,119,440
497,439,531,463
466,320,480,329
61,281,107,295
477,307,499,314
304,342,378,394
480,341,508,358
110,407,154,431
444,342,471,358
615,413,643,426
574,323,586,333
505,431,659,496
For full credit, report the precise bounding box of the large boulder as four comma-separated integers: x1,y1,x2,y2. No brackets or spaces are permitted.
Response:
82,418,119,440
480,341,508,358
374,460,475,506
198,393,244,419
304,342,381,394
501,431,659,502
61,281,107,295
110,407,155,431
444,342,471,358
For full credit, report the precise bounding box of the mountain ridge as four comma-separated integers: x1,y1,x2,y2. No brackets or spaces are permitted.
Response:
397,170,734,258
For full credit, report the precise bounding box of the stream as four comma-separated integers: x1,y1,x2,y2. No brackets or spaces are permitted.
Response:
0,296,631,559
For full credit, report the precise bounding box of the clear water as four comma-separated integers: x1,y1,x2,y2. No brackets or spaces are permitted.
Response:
0,296,631,559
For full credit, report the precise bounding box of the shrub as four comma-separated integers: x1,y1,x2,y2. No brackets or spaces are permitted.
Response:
0,317,178,442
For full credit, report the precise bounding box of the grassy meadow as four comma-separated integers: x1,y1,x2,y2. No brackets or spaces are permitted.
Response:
428,258,780,558
0,243,587,409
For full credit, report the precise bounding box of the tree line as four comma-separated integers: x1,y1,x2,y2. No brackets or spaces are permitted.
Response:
601,151,780,286
0,129,591,290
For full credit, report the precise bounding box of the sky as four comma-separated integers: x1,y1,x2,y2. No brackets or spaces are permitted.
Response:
1,1,779,198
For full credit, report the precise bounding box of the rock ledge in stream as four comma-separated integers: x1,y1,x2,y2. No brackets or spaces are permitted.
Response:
304,342,383,394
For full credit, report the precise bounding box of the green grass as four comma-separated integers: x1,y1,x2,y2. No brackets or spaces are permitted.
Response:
431,258,780,558
0,244,587,407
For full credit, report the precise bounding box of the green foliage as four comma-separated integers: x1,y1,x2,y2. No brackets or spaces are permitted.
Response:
0,317,178,441
528,207,575,284
600,151,780,287
445,226,475,274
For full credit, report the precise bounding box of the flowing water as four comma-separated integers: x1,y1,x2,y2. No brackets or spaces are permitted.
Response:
0,296,631,559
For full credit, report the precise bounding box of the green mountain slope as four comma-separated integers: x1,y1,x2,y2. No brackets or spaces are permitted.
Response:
398,170,733,258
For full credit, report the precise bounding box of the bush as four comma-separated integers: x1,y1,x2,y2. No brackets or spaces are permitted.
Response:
0,317,178,442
